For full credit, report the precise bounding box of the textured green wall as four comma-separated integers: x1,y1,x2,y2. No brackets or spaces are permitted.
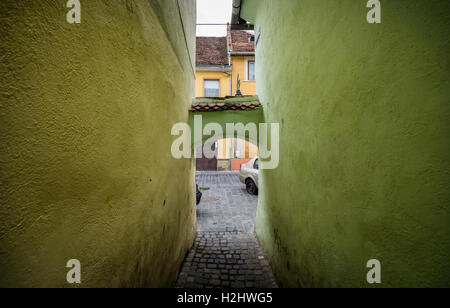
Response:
190,96,263,147
0,0,196,287
242,0,450,287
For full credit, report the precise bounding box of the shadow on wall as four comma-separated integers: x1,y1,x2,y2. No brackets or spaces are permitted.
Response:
0,0,197,288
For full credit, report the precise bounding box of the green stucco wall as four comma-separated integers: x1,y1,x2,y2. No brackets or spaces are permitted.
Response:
242,0,450,287
190,96,263,147
0,0,196,287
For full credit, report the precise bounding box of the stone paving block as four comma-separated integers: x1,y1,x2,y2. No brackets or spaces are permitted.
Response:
175,172,278,289
176,231,278,288
195,172,258,233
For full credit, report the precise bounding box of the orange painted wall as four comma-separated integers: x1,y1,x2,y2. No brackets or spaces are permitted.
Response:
231,158,252,171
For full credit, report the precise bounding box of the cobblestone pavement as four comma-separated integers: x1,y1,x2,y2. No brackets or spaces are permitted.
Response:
176,171,278,288
196,171,257,233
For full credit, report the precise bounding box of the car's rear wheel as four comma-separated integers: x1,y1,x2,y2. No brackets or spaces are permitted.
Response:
245,179,258,195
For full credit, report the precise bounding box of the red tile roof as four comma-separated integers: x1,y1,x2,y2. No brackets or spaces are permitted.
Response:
196,30,255,67
191,99,261,112
230,30,255,53
196,37,229,66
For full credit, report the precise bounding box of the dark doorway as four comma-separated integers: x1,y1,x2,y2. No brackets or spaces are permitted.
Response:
196,141,218,171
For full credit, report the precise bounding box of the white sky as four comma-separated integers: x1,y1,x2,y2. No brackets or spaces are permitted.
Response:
196,0,233,37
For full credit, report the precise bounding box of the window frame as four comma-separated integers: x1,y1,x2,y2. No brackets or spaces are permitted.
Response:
204,79,220,97
247,60,256,81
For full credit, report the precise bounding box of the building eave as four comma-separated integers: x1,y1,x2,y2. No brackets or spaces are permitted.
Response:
196,65,232,72
230,52,255,56
231,0,254,30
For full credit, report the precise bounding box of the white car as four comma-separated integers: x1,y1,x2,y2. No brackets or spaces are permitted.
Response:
239,157,259,195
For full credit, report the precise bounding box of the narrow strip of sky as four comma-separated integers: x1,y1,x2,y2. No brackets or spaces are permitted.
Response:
197,0,233,37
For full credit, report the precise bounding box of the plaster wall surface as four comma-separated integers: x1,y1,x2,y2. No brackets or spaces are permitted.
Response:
242,0,450,287
231,56,256,96
0,0,196,287
195,71,231,98
190,105,263,149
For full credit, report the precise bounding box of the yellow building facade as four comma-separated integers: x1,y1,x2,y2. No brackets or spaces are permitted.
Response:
194,56,256,98
231,55,256,97
195,70,232,98
195,31,258,170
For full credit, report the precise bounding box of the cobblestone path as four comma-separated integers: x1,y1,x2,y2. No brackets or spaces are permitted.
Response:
176,172,277,288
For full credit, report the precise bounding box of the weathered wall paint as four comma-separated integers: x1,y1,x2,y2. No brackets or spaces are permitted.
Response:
242,0,450,287
0,0,196,287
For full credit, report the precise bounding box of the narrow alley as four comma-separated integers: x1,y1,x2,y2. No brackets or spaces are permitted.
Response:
1,0,449,291
176,172,278,288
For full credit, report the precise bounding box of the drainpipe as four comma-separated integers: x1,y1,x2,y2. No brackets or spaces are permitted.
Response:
227,50,233,96
222,66,232,96
224,23,233,97
230,71,233,97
